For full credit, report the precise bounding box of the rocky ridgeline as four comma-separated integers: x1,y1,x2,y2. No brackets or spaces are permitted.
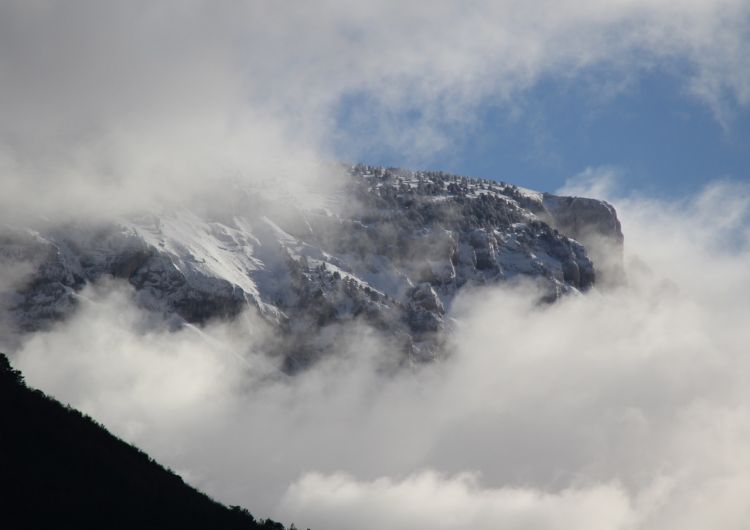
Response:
0,165,623,367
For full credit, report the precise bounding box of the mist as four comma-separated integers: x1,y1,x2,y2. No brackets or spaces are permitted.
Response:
3,1,750,528
8,175,750,529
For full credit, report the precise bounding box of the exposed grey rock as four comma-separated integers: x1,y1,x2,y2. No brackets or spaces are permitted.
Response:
1,165,624,366
542,195,623,245
541,194,625,285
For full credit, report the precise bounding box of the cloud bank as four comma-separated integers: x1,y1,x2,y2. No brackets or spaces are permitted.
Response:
3,2,750,528
280,472,633,530
10,176,750,529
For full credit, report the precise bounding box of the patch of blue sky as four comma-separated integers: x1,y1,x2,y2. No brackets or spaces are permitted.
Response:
331,66,750,199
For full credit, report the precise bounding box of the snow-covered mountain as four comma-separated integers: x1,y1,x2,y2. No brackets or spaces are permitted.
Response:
1,165,623,367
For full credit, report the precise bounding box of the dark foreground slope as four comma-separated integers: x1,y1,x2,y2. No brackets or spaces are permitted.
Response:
0,353,289,530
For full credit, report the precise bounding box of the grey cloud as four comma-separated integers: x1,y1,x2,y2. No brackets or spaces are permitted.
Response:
4,2,750,528
1,1,749,220
279,471,634,530
11,179,750,529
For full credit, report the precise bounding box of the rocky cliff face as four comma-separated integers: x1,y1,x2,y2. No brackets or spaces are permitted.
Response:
540,194,625,285
0,165,623,366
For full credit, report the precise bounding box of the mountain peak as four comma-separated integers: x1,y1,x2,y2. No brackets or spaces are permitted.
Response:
1,166,623,366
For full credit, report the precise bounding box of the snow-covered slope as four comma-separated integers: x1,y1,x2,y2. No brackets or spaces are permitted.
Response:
0,165,623,366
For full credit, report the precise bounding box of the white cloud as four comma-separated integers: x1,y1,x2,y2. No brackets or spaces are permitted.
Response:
1,0,749,220
10,178,750,529
280,471,634,530
4,2,750,528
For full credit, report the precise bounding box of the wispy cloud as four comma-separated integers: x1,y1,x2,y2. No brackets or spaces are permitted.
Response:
3,3,750,528
1,1,749,220
11,177,750,529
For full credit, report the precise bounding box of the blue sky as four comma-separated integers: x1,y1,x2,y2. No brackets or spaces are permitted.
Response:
2,1,749,216
333,68,750,198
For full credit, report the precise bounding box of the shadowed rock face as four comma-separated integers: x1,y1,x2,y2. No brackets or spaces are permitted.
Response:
541,194,625,286
1,165,623,365
542,196,622,242
1,228,247,333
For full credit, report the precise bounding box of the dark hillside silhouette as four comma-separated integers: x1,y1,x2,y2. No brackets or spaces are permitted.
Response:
0,353,293,530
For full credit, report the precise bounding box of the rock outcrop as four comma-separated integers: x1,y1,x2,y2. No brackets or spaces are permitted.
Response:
0,165,624,366
541,194,625,285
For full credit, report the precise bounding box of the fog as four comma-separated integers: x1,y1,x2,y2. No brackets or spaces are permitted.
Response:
9,176,750,529
3,1,750,528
